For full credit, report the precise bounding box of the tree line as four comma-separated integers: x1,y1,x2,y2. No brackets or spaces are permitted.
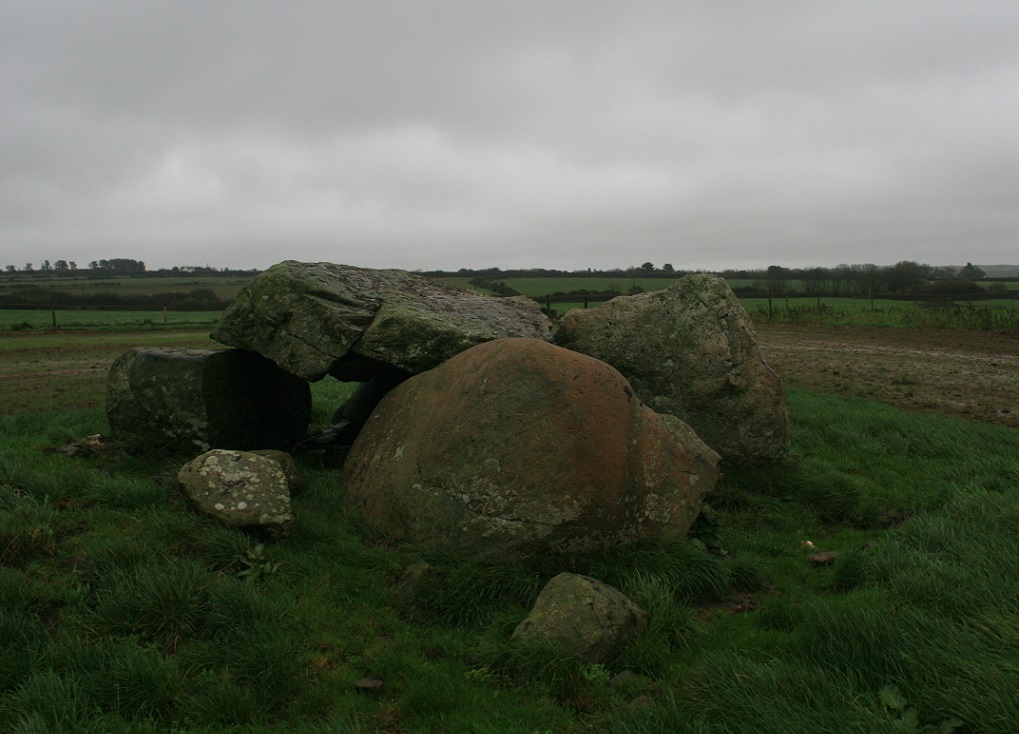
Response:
4,257,1010,301
3,259,259,277
428,261,1001,297
728,261,993,296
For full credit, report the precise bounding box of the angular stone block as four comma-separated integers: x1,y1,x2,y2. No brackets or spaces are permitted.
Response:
107,347,311,454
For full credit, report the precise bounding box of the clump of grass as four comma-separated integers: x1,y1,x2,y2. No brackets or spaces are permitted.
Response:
400,554,543,627
479,632,610,705
82,473,166,510
605,654,900,734
0,493,58,566
615,572,703,677
184,524,251,573
0,606,47,692
178,669,264,727
1,670,91,733
582,538,761,605
44,635,185,720
82,556,215,652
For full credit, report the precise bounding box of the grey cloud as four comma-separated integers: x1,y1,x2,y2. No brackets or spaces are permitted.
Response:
1,1,1017,271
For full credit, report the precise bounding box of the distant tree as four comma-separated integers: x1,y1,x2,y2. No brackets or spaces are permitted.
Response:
23,263,33,272
886,261,931,292
854,263,883,295
766,265,787,294
662,263,675,273
803,267,828,294
959,262,986,280
68,261,77,271
54,259,69,271
4,265,15,273
83,258,146,273
640,262,655,273
40,260,52,271
930,266,957,279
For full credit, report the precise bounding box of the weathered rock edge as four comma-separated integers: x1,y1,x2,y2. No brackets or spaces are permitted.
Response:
555,273,790,466
211,261,553,381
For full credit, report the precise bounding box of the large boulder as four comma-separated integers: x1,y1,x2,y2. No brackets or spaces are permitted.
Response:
178,449,295,538
107,347,311,454
211,261,553,381
340,338,720,558
555,274,790,466
511,573,648,664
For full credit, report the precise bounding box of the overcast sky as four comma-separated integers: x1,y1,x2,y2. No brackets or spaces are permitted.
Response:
2,1,1017,273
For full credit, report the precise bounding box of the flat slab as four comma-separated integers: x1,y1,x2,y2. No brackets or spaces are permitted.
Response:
211,261,553,381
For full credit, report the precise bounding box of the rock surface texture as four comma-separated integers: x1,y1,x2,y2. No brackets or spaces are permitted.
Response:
178,449,296,537
106,347,311,454
341,338,720,558
511,573,648,664
211,261,553,381
555,273,790,466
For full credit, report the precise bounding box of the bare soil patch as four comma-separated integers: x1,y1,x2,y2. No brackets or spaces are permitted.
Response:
0,330,221,414
756,324,1019,429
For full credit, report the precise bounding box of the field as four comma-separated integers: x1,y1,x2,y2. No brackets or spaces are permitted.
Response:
0,274,252,301
757,324,1019,429
2,294,1019,732
3,309,223,331
0,329,223,415
438,276,683,297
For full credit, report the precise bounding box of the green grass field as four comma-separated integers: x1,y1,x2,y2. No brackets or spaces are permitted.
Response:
741,297,1019,331
2,309,223,331
0,274,252,301
2,372,1019,731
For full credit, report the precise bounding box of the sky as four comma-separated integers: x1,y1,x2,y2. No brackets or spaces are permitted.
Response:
2,1,1018,273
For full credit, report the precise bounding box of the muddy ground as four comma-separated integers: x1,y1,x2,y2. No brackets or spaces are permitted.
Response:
0,330,221,415
755,324,1019,429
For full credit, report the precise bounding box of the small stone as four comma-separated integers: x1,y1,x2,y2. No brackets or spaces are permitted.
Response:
178,449,294,538
809,551,840,564
511,573,648,665
353,678,385,694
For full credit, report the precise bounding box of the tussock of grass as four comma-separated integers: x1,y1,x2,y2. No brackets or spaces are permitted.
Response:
400,554,544,627
2,385,1019,731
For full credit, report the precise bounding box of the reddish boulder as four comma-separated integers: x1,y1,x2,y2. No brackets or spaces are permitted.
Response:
340,338,719,558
